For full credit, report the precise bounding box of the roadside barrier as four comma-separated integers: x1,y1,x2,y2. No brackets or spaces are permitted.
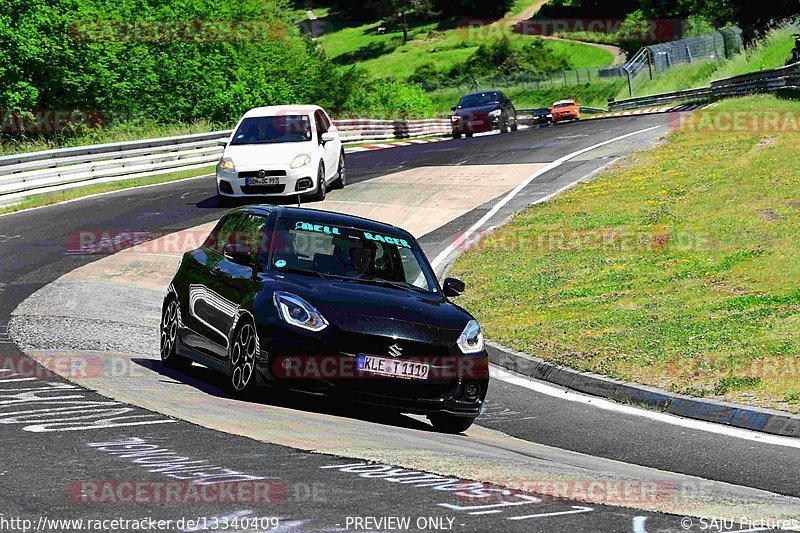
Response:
609,61,800,111
0,118,450,204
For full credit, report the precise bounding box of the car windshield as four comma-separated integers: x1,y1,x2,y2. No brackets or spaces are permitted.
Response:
270,219,437,292
230,115,312,145
535,108,551,114
458,93,500,108
554,102,575,108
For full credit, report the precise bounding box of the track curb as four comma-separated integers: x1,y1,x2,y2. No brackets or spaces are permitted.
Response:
487,341,800,438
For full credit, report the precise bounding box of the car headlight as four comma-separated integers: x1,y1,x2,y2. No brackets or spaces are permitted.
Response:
219,157,235,172
451,115,460,122
457,320,484,354
273,292,328,332
290,154,312,169
488,109,502,117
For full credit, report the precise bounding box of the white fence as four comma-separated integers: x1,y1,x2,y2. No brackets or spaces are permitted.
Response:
0,118,450,205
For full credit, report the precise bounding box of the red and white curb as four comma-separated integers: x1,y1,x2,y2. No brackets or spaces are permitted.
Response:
345,136,449,153
587,104,704,120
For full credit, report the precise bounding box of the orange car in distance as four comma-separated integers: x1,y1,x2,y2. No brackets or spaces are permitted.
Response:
551,99,580,123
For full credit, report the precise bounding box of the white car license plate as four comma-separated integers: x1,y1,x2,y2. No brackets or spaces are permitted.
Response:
246,177,280,186
357,354,429,381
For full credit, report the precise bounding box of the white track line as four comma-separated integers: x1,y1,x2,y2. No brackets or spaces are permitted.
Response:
491,366,800,450
430,124,664,269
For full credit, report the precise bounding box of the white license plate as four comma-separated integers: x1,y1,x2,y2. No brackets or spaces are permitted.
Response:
246,177,280,186
357,354,429,381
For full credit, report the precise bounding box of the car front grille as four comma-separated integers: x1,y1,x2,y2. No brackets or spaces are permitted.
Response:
238,170,287,179
240,184,286,194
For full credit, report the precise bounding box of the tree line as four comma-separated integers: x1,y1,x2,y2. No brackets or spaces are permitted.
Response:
0,0,436,129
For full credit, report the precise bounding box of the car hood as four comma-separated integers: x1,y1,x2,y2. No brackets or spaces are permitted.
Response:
454,104,501,117
267,273,473,343
223,142,316,168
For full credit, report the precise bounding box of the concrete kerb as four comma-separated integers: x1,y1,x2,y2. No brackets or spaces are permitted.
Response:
487,341,800,438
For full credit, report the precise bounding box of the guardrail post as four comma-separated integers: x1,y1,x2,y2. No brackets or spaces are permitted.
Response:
647,51,653,79
627,69,634,97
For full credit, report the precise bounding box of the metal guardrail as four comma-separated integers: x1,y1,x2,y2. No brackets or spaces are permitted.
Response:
0,118,450,204
608,61,800,111
622,28,744,97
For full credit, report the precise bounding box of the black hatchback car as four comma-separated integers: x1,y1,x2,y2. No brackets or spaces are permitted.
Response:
161,206,489,433
530,107,553,125
451,90,518,138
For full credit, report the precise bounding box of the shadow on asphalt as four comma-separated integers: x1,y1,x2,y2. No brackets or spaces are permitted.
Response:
132,357,441,434
195,194,325,210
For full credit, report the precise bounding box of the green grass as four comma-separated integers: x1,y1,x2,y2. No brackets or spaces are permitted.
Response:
625,25,797,99
0,119,224,157
317,17,614,79
450,94,800,413
0,165,216,215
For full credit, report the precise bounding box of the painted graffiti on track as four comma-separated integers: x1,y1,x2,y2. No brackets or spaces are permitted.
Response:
0,356,175,432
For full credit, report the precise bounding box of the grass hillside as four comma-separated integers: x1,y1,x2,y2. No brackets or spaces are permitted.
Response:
315,7,615,80
451,94,800,413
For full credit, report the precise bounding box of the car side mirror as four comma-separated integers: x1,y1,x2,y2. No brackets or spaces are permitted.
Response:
320,132,335,144
223,243,253,266
443,277,466,297
451,106,457,112
217,139,228,147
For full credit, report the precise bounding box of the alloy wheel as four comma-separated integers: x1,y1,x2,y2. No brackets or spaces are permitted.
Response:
230,322,257,391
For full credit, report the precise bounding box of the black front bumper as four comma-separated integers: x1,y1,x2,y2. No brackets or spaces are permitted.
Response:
255,326,489,418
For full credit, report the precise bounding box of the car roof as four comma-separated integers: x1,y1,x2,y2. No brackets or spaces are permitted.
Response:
230,206,412,237
241,105,323,119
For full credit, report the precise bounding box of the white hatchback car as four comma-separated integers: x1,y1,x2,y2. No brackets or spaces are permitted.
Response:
216,105,345,206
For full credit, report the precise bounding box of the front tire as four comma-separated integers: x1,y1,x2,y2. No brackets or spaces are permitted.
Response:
500,116,510,133
331,151,346,189
452,132,462,139
310,162,327,202
428,414,475,434
228,318,259,396
160,299,190,370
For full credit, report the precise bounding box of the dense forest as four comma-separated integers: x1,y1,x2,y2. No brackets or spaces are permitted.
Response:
0,0,435,123
0,0,795,129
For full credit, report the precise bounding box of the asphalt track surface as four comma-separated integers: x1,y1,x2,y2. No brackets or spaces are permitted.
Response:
1,116,799,532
